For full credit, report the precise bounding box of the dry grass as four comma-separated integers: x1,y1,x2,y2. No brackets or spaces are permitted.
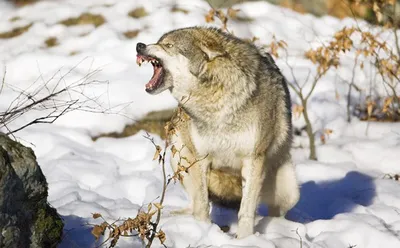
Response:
59,13,106,28
123,29,140,39
0,23,33,39
232,15,254,23
128,7,148,19
278,0,373,22
92,109,175,141
8,0,37,6
326,0,370,19
171,6,190,14
9,16,21,22
280,0,307,14
69,51,80,56
44,37,58,47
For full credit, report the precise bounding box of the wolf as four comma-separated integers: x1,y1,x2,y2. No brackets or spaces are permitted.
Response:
136,26,300,238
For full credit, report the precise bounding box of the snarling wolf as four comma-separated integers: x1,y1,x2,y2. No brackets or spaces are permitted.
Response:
136,26,299,238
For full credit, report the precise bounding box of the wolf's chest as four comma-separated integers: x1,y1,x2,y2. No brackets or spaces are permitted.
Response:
190,123,257,158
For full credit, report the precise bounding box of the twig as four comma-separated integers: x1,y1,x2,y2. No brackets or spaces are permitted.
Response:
144,134,169,248
292,228,303,248
0,66,5,96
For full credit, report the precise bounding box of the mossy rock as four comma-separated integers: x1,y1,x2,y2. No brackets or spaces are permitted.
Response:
31,207,63,247
0,134,64,247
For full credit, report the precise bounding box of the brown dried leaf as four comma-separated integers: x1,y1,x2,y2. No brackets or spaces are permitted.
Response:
153,145,162,161
227,8,240,19
278,40,288,48
178,165,186,173
367,101,375,117
171,145,178,158
205,9,215,23
148,209,157,218
157,229,167,244
320,134,326,144
383,97,393,113
293,105,304,119
92,213,102,219
154,202,163,210
91,225,105,240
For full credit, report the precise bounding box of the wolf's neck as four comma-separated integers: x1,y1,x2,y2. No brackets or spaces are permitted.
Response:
176,82,256,126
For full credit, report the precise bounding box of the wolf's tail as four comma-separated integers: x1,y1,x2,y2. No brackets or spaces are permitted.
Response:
207,169,242,209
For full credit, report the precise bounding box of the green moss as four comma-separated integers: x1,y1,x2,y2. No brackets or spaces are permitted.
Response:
33,206,64,246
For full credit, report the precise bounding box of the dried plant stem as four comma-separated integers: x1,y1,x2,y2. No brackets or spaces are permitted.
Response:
145,136,169,248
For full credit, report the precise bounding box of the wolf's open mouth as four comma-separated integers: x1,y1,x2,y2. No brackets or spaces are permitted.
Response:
136,54,164,92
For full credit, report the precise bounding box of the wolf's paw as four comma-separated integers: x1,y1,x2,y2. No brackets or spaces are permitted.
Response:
236,216,254,239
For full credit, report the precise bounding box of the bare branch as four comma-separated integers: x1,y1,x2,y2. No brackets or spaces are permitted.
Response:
0,66,5,96
0,58,136,136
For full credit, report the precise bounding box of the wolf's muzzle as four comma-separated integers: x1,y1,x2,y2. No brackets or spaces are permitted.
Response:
136,42,146,53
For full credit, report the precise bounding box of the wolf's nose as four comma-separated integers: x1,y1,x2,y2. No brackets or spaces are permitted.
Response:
136,42,146,53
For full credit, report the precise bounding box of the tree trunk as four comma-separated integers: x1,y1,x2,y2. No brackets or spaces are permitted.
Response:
302,100,317,160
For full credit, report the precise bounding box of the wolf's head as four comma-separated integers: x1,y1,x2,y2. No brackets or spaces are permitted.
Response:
136,27,239,96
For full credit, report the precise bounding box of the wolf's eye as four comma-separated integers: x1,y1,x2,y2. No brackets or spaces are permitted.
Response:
165,43,173,48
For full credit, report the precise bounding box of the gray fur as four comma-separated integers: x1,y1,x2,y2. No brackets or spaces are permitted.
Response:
137,27,300,239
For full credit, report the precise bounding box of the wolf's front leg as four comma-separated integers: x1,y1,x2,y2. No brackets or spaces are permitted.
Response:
237,156,266,239
169,138,211,222
190,157,211,222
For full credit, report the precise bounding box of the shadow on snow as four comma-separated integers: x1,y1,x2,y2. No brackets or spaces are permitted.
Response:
211,171,376,227
58,215,95,248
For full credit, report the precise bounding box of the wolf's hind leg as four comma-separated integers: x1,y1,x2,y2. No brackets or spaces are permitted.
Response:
262,159,299,217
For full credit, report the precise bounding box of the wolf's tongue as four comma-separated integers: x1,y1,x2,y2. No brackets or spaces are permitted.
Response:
146,65,163,90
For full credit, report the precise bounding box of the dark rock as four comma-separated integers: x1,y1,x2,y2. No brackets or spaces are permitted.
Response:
0,134,63,248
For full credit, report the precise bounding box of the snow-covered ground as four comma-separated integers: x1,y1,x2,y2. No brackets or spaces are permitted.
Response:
1,0,400,247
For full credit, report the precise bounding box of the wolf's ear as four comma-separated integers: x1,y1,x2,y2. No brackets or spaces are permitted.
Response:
199,43,224,61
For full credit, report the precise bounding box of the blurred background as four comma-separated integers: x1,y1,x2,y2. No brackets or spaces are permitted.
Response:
5,0,400,25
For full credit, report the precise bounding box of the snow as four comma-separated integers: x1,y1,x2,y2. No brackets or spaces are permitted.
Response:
1,0,400,247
